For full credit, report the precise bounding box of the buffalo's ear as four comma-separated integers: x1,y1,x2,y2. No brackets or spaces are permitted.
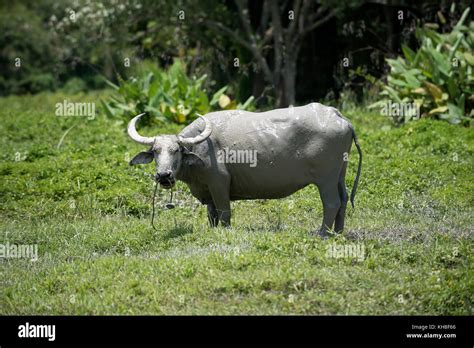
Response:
129,151,154,165
179,145,205,166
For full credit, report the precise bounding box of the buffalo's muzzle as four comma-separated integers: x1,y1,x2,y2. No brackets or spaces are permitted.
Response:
155,171,175,189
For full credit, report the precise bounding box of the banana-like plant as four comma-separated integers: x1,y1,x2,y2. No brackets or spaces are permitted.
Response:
370,6,473,125
101,60,255,125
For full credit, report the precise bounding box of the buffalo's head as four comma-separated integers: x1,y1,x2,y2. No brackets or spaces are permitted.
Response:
127,113,212,189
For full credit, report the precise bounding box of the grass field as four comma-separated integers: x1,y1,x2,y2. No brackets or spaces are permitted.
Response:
0,91,473,315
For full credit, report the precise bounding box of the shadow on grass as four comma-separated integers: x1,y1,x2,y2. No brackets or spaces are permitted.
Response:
162,224,194,240
242,222,287,233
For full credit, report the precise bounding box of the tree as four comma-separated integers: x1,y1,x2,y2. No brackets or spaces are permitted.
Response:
203,0,349,107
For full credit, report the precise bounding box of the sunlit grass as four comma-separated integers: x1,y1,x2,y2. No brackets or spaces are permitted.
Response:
0,92,472,314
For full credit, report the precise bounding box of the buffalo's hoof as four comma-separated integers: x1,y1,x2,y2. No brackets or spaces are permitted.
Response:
310,229,332,239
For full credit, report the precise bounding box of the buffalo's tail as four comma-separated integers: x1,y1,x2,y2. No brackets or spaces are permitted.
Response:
349,127,362,208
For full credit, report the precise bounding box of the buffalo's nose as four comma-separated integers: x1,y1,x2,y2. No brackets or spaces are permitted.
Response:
155,170,173,181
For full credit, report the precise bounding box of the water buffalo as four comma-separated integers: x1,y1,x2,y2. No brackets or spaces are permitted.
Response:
127,102,362,236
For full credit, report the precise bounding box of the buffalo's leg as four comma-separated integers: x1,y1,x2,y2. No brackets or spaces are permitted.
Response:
335,162,348,233
209,179,231,227
207,203,219,227
316,183,341,237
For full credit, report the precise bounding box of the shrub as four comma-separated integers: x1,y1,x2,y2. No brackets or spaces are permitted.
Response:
370,7,473,125
62,78,88,94
101,60,255,125
0,2,57,95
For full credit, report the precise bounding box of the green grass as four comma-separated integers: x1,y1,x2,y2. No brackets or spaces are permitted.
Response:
0,91,473,315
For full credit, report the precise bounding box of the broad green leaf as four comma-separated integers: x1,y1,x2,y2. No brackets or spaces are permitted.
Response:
383,86,402,103
239,96,255,110
454,7,470,30
104,79,119,90
100,100,116,118
412,87,427,94
424,81,443,100
386,58,407,74
428,106,448,114
210,86,228,106
447,102,463,120
448,34,464,62
404,72,422,88
464,52,474,65
447,77,457,98
367,100,387,109
218,94,231,108
456,94,465,115
388,76,408,88
401,44,416,63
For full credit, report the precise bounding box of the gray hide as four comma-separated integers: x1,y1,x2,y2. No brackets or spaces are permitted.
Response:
128,102,362,237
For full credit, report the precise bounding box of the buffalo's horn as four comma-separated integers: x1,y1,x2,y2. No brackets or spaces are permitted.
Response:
127,113,155,146
177,115,212,146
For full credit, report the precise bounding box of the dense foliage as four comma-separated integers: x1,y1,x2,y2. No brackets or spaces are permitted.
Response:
2,0,471,122
369,7,473,125
101,60,255,125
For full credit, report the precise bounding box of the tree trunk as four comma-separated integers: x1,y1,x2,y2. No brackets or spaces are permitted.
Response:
228,0,337,108
283,64,296,106
276,67,296,107
277,43,299,107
